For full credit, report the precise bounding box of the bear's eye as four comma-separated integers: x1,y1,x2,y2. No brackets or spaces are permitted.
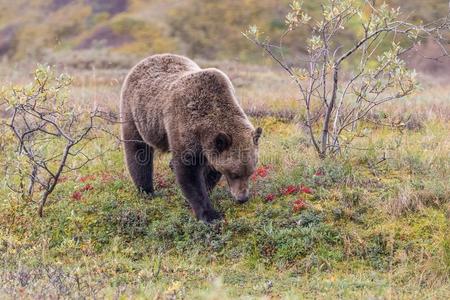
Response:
229,173,240,180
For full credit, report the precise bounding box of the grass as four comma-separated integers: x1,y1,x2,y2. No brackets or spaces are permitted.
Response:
0,60,449,299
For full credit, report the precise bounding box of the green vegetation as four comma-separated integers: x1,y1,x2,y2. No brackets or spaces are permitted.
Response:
0,63,449,298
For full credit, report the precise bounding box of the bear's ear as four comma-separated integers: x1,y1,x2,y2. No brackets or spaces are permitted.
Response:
253,127,263,145
214,132,232,153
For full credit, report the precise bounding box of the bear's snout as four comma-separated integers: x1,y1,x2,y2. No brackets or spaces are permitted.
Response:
227,177,251,204
236,193,249,204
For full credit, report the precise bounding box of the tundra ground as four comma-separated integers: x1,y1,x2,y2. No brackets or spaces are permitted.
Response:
0,59,449,299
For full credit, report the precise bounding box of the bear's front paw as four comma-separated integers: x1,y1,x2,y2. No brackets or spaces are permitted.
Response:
199,209,222,224
138,189,155,199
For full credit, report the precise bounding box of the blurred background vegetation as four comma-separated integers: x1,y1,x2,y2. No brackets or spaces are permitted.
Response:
0,0,448,65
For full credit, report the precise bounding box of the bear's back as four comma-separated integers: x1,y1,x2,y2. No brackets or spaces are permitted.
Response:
121,54,202,150
124,54,200,91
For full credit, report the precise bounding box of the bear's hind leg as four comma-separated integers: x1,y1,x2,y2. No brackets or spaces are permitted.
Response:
122,122,154,194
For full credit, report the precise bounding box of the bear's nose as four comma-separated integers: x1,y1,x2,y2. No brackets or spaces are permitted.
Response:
236,194,249,204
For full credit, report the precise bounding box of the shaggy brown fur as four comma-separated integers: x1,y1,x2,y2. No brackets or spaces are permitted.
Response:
120,54,262,223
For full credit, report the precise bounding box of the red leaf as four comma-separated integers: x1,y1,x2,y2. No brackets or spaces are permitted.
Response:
79,175,96,183
265,193,276,202
72,191,82,201
314,170,324,176
293,199,306,212
101,173,113,183
281,185,298,195
80,184,94,192
251,165,270,181
299,185,313,194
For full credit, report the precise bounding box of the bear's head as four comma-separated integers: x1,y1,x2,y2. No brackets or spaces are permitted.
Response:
207,126,263,203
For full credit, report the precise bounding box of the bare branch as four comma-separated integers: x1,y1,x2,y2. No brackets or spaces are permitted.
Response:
1,66,113,217
247,0,449,157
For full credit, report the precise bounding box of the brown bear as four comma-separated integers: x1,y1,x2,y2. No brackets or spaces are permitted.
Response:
120,54,262,223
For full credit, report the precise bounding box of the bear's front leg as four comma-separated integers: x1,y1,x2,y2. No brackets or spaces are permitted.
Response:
173,159,222,223
203,165,222,192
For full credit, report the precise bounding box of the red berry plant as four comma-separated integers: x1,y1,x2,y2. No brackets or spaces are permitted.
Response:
251,163,315,213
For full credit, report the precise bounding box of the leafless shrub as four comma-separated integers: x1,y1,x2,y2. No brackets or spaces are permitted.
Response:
245,0,449,158
0,65,111,216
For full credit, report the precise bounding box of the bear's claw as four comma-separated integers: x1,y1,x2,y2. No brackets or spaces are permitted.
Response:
199,209,222,224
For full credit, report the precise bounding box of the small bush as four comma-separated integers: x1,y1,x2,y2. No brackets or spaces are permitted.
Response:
0,65,108,216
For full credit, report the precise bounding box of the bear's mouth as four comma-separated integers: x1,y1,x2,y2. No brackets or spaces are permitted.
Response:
235,193,249,204
228,184,250,204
